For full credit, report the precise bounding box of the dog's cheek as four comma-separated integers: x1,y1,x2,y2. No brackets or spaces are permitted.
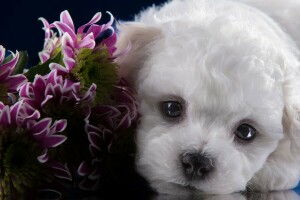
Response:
192,140,250,193
136,124,252,194
136,129,186,185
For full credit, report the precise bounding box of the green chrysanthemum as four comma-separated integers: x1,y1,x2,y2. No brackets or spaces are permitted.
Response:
0,85,8,104
71,46,118,104
0,128,45,198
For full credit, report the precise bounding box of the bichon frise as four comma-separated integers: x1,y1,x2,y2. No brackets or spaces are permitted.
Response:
116,0,300,195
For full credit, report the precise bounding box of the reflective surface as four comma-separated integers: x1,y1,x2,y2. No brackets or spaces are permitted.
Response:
151,190,300,200
71,190,300,200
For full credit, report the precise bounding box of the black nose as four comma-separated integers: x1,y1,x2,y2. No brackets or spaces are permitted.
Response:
181,152,214,179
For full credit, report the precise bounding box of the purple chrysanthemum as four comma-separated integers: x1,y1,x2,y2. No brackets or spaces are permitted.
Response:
38,18,61,63
9,10,137,194
90,78,139,130
55,10,116,71
77,124,113,190
38,10,119,105
38,10,116,67
0,101,67,197
0,45,27,104
19,67,97,183
19,68,96,119
76,79,139,191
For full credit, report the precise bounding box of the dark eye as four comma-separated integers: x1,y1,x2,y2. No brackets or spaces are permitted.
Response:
161,101,182,118
234,123,257,141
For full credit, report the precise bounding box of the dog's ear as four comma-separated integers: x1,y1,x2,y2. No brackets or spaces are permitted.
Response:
282,105,300,157
251,74,300,191
281,72,300,161
115,22,162,85
267,81,300,189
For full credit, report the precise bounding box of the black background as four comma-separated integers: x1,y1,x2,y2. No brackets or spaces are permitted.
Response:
0,1,167,198
0,0,167,66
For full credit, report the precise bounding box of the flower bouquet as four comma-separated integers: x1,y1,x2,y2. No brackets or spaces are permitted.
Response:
0,10,142,199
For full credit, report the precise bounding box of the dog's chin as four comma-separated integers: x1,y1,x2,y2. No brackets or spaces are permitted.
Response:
150,180,246,196
146,173,248,195
150,181,196,196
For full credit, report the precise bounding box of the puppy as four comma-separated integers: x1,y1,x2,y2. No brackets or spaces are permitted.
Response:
116,0,300,195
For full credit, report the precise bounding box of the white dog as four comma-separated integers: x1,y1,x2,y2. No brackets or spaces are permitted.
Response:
115,0,300,195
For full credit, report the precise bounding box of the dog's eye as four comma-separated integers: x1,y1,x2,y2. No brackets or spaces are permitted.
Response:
161,101,182,118
234,124,256,141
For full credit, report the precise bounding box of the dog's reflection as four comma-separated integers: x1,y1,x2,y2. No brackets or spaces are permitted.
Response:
152,190,300,200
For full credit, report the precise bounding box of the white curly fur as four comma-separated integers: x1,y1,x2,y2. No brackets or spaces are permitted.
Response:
116,0,300,195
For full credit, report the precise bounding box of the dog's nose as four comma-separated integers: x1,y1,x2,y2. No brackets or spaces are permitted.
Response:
180,152,214,179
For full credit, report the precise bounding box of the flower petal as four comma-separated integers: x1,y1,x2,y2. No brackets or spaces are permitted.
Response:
77,161,90,176
5,74,27,92
51,119,67,133
0,102,4,109
85,123,100,135
38,17,50,29
87,132,102,151
41,95,53,109
63,56,75,71
38,17,51,38
101,29,117,54
43,135,67,148
0,51,19,78
0,45,5,63
30,118,52,133
31,129,49,143
86,24,102,39
46,160,72,181
77,12,102,34
0,67,12,81
38,51,50,63
63,79,76,91
103,11,114,30
0,105,11,125
37,148,49,163
61,32,75,49
79,32,95,49
60,10,75,31
22,103,41,121
10,100,22,125
33,75,47,92
81,83,96,103
49,63,68,75
61,45,74,59
88,165,101,180
116,113,131,129
19,83,31,98
53,22,77,46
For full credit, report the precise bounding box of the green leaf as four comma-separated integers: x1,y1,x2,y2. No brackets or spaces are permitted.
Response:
13,51,29,75
24,52,62,82
2,54,13,64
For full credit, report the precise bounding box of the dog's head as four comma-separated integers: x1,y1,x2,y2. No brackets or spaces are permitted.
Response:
116,0,300,195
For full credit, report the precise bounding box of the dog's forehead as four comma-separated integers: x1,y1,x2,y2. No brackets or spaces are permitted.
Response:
138,27,285,113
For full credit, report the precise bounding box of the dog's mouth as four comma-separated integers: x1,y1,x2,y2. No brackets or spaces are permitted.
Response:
184,183,198,191
175,182,250,196
173,180,205,193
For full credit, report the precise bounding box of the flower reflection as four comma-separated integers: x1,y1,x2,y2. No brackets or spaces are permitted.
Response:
151,190,300,200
